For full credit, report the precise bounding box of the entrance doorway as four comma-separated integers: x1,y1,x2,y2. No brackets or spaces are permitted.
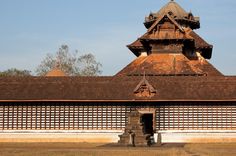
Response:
141,114,154,135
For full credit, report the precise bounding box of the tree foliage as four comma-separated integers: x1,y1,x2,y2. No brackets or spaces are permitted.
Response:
35,45,102,76
0,68,31,77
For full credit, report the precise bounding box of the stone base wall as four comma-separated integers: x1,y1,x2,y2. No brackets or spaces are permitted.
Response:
156,130,236,143
0,130,123,143
0,130,236,143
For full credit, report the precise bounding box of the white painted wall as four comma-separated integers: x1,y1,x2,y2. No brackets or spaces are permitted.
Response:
0,130,123,143
155,130,236,143
1,130,236,143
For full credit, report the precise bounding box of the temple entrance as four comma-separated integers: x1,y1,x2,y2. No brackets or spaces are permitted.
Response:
141,114,154,135
119,109,156,146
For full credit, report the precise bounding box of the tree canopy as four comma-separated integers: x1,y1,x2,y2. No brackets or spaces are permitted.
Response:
0,68,31,77
35,45,102,76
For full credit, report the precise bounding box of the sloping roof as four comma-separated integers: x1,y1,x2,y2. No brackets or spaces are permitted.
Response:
115,54,222,77
0,76,235,101
128,27,212,58
155,0,188,20
127,39,143,48
128,29,211,50
188,29,212,49
144,1,200,30
127,39,144,57
45,68,67,77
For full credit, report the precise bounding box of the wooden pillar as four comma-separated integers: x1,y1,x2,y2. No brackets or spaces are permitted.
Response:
73,105,75,130
12,105,14,130
7,104,9,130
21,105,23,130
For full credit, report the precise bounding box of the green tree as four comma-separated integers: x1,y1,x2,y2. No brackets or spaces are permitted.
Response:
36,45,102,76
0,68,31,77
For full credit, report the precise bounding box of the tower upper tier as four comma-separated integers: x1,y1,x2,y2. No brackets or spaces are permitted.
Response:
128,0,212,59
144,0,200,29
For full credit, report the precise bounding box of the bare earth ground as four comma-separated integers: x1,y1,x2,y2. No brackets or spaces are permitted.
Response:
0,142,236,156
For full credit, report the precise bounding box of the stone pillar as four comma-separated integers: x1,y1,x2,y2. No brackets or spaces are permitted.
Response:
118,110,151,146
156,132,162,146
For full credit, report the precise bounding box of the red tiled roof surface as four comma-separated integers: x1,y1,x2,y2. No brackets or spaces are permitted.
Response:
128,28,212,53
127,39,144,57
45,68,67,77
0,76,235,101
127,39,143,48
144,1,200,30
188,29,212,49
154,1,188,20
116,54,222,77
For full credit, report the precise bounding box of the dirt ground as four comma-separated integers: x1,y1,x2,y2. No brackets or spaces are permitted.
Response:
0,142,236,156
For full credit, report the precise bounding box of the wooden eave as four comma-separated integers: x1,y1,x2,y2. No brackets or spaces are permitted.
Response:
0,99,236,102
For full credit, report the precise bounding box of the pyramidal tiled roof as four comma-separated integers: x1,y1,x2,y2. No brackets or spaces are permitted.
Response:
115,53,222,77
45,68,67,77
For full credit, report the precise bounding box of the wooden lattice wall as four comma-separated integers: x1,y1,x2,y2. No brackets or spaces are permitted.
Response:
157,103,236,130
0,102,235,131
0,103,130,130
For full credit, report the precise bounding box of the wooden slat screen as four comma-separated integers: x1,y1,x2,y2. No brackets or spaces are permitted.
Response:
0,102,236,131
157,104,236,130
0,103,130,130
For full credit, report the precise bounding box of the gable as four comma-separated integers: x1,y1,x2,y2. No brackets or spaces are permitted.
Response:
133,75,157,98
148,14,184,34
141,14,189,40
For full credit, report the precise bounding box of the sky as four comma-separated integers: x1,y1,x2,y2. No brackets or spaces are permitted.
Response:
0,0,236,76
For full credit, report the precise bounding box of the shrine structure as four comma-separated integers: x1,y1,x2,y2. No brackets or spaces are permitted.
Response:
0,0,235,145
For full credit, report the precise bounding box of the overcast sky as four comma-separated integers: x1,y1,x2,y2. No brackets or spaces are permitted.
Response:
0,0,235,75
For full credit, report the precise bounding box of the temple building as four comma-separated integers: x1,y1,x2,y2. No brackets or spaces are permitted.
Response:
0,1,235,145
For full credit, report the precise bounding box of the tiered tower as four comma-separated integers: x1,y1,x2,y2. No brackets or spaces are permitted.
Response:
117,0,221,77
